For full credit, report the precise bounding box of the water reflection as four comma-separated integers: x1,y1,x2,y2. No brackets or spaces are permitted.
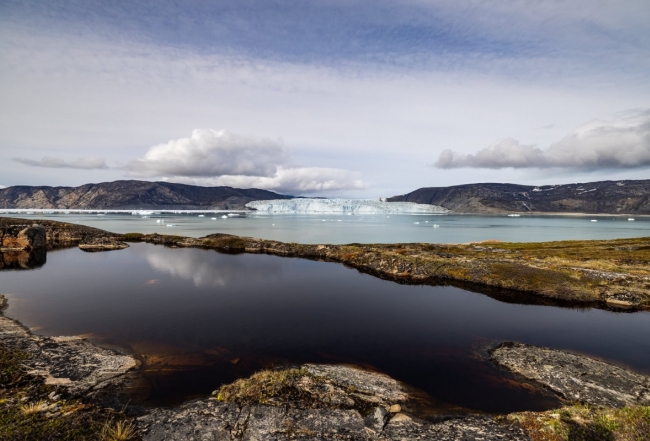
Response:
2,244,649,413
0,249,46,270
140,246,284,287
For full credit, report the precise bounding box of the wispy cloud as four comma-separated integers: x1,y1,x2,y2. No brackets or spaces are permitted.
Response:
14,156,108,169
435,110,650,169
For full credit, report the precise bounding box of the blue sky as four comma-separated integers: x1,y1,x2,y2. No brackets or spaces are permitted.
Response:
1,0,649,196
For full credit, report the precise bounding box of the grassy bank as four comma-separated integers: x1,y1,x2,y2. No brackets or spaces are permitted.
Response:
137,232,650,310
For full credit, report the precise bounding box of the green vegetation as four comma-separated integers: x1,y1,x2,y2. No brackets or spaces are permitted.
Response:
121,233,144,242
506,404,650,441
215,368,313,406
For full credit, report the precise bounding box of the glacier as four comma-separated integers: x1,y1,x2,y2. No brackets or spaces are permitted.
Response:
246,198,448,214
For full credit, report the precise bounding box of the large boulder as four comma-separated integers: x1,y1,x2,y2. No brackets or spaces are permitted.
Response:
0,224,46,251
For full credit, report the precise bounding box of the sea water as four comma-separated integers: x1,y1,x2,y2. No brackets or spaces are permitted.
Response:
1,211,649,244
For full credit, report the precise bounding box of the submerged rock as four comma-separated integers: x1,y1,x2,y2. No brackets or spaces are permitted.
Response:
491,342,650,408
0,295,137,397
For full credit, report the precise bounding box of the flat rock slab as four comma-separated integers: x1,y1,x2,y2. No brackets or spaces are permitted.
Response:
0,295,137,396
78,237,129,251
304,364,408,404
491,342,650,408
139,400,530,441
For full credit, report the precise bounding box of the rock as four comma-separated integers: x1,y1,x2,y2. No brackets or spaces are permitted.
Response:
303,364,408,405
0,295,137,397
388,404,401,413
491,342,650,408
0,224,46,251
381,414,531,441
78,237,129,252
364,406,388,433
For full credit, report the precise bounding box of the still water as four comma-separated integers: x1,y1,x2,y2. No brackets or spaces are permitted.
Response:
2,212,650,244
2,244,649,414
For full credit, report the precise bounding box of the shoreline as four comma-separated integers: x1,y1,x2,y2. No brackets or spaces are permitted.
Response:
2,294,648,440
2,216,649,311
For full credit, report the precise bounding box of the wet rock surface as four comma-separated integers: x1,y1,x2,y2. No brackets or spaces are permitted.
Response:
0,294,137,397
491,342,650,408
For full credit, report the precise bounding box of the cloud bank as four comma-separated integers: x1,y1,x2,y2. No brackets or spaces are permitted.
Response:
14,156,108,169
126,129,288,178
436,110,650,169
128,129,363,194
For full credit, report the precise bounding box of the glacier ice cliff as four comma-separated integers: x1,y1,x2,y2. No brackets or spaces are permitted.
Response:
246,198,447,214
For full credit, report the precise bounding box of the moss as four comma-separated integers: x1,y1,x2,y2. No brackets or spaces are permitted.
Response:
121,233,144,242
215,368,313,406
508,404,650,441
0,345,28,387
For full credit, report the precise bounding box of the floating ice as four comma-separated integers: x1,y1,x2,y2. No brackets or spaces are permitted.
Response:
198,215,205,217
246,198,447,214
591,220,598,222
211,217,217,220
629,218,635,221
221,215,228,219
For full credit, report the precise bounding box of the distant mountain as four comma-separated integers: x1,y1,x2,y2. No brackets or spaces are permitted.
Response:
387,180,650,214
0,180,292,210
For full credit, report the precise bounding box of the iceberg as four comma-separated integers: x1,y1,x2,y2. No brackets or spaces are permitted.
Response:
246,198,447,214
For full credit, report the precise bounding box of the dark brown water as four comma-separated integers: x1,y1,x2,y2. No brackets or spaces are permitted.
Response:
2,244,650,413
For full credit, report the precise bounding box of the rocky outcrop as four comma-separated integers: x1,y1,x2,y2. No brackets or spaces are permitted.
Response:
0,218,127,251
388,180,650,214
0,224,46,251
0,180,292,210
78,237,129,252
491,342,650,408
0,295,137,397
138,364,530,441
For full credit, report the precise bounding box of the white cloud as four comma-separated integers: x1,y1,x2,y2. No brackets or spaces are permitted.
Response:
435,110,650,169
0,185,6,189
126,129,288,178
128,129,363,194
13,156,108,169
166,166,364,195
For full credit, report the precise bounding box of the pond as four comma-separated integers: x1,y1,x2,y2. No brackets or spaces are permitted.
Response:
2,244,649,414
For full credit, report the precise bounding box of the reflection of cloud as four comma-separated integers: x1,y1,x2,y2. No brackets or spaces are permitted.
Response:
145,250,283,288
14,156,108,169
435,110,650,169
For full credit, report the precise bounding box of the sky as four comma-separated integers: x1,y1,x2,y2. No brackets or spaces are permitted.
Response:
1,0,649,197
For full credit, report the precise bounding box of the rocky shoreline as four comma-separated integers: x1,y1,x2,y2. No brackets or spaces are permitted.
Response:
2,217,649,310
2,294,649,440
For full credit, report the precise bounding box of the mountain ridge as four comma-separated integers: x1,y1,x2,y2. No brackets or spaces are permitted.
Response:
0,180,292,210
387,180,650,214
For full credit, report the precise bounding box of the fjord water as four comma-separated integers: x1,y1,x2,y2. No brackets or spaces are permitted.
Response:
3,244,650,413
2,212,649,243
